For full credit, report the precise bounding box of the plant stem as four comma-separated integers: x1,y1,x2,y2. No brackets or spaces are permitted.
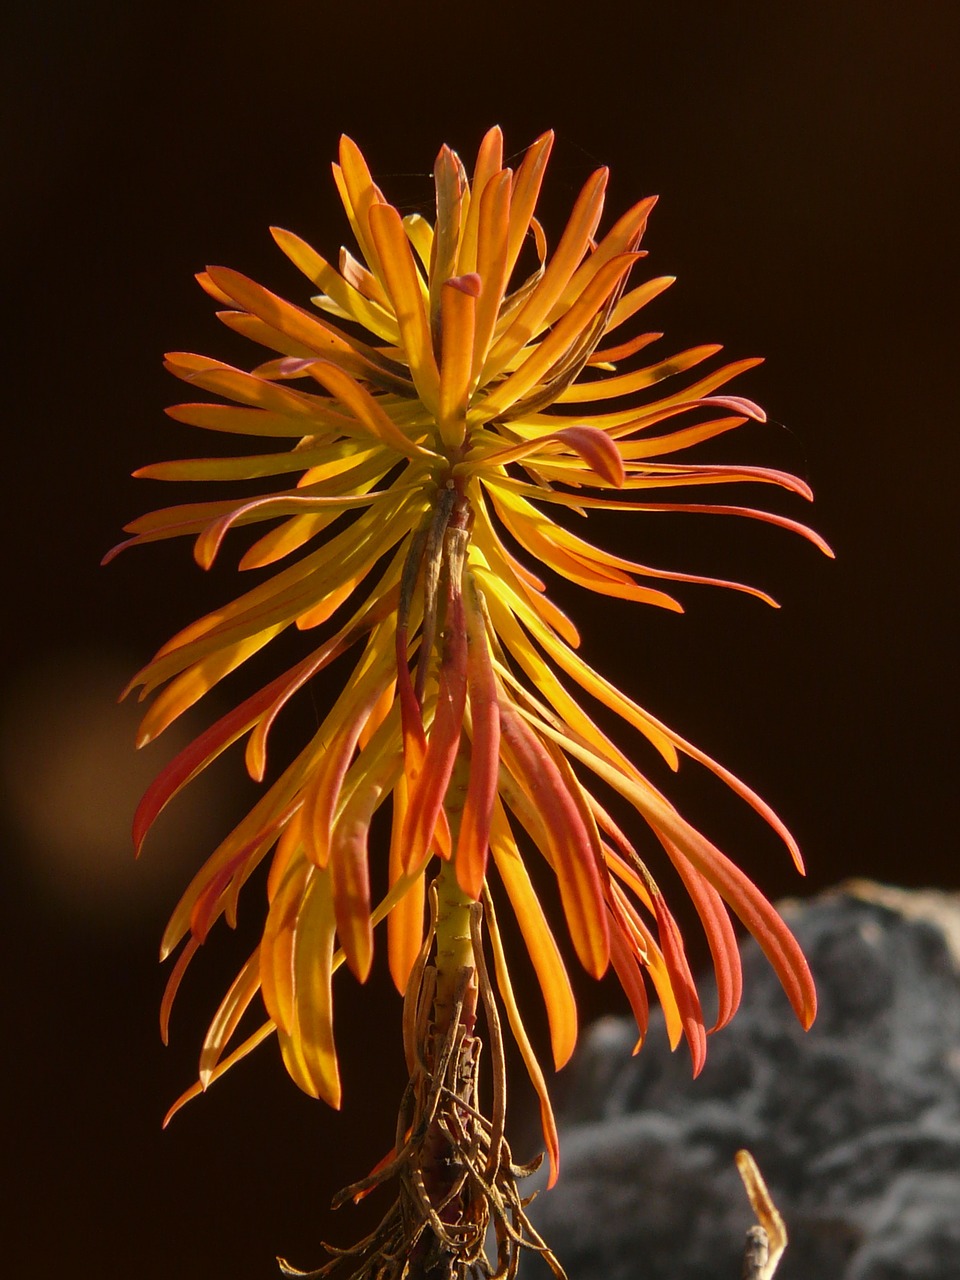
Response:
433,853,477,1039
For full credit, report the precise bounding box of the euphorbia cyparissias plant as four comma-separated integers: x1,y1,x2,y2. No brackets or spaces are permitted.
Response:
110,128,828,1277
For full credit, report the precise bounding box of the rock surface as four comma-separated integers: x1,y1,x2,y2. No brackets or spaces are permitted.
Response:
526,882,960,1280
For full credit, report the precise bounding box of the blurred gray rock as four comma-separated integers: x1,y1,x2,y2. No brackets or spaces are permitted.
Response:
526,882,960,1280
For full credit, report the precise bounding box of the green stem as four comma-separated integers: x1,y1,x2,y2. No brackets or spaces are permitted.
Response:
417,753,477,1237
432,739,475,1037
433,855,476,1034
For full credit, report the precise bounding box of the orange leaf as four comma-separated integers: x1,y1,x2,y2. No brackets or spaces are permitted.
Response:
387,770,426,993
455,576,500,898
549,426,625,487
653,894,706,1076
498,701,609,978
489,803,577,1069
199,947,263,1087
401,566,468,868
367,201,441,417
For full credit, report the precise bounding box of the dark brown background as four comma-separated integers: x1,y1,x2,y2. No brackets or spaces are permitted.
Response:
3,2,957,1276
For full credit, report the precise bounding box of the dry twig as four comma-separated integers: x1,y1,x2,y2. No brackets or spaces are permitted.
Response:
736,1150,786,1280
